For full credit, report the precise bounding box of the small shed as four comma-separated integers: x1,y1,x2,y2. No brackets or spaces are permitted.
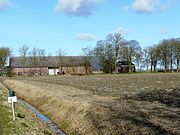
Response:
116,61,135,73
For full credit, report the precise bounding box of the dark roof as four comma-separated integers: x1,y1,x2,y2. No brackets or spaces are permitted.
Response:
10,56,101,69
10,56,85,68
117,61,135,66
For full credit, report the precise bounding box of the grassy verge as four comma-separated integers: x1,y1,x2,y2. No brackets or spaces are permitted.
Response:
0,83,54,135
0,84,13,135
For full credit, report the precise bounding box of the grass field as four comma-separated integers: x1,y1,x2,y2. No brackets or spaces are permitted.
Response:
2,73,180,135
0,83,54,135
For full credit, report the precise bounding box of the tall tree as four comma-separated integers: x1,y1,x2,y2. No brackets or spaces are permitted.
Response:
112,33,123,72
56,49,66,72
135,49,143,71
29,48,38,75
143,47,150,71
123,40,141,73
0,47,11,76
158,40,170,72
173,38,180,72
82,46,92,74
94,40,107,73
148,45,159,72
37,49,47,75
19,45,29,74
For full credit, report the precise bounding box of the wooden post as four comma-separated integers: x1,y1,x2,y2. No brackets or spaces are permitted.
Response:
12,101,15,121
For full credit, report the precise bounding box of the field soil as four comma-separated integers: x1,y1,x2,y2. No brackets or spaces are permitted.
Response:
2,73,180,135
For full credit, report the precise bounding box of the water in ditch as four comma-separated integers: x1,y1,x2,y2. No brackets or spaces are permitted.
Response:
20,99,65,135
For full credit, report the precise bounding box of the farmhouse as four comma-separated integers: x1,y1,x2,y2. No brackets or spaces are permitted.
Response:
116,61,135,73
10,56,92,76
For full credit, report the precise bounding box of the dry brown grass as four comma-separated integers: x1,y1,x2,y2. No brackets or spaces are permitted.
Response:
3,73,180,135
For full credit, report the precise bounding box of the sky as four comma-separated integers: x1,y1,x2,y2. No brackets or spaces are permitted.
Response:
0,0,180,56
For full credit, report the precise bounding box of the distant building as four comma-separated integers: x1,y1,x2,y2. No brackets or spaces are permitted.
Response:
116,61,135,73
9,56,92,76
90,57,103,73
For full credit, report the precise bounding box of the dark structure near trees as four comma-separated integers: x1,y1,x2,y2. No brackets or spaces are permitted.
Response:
116,61,135,73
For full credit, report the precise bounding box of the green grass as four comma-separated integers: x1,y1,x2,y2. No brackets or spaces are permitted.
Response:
59,120,69,131
0,83,55,135
0,86,12,135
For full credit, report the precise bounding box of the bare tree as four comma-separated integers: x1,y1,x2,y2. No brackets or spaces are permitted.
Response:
123,40,141,73
148,45,160,72
82,46,92,74
174,39,180,72
158,40,170,72
112,33,123,73
56,49,66,72
29,48,38,75
168,39,176,72
94,40,106,72
135,49,143,71
19,45,29,74
0,47,11,76
105,34,116,73
37,49,47,75
143,47,150,71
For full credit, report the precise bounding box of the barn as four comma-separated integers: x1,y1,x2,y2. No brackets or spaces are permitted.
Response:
10,56,92,76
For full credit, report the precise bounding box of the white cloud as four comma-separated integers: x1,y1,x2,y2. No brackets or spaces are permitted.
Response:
113,27,130,36
132,0,159,14
75,33,96,41
55,0,102,17
0,0,9,10
132,0,177,14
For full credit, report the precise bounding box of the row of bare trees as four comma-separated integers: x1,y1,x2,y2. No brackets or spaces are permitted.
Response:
19,46,49,71
143,38,180,72
19,45,68,75
0,35,180,76
90,33,142,73
85,33,180,73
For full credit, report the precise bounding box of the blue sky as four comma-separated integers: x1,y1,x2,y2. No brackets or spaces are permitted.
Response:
0,0,179,56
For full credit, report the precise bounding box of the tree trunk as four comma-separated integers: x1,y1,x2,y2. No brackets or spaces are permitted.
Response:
153,61,157,72
150,62,153,72
164,61,167,72
146,62,149,71
128,60,132,73
177,59,179,72
171,57,173,72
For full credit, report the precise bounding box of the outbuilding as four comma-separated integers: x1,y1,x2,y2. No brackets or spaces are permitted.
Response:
10,56,92,76
116,61,136,73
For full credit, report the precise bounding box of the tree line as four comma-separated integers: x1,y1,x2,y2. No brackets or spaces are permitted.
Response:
84,33,180,73
0,33,180,75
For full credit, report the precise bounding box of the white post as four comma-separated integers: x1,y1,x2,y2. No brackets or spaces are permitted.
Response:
12,101,15,121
